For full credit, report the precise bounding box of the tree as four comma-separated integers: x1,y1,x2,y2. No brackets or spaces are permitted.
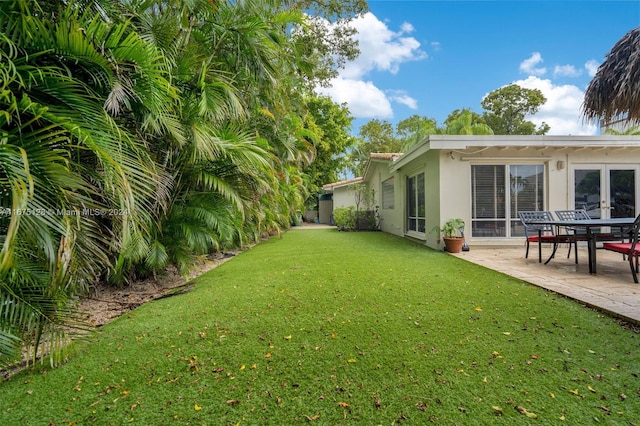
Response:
0,0,173,366
349,120,402,175
583,27,640,125
481,84,550,135
0,0,366,368
303,96,357,205
604,126,640,135
443,109,493,135
397,115,439,151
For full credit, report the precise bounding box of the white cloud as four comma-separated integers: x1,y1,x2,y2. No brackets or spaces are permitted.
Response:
514,76,597,135
388,90,418,109
554,64,581,78
585,59,599,77
316,12,427,118
316,77,393,118
400,22,415,34
519,52,547,76
341,12,426,79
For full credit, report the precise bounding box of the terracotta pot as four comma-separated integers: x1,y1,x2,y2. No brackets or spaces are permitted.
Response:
443,236,464,253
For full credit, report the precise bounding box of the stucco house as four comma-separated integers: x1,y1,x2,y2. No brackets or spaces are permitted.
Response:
323,135,640,250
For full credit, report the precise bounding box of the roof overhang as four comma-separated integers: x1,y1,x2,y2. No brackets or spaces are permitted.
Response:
322,177,363,192
391,135,640,171
362,153,403,182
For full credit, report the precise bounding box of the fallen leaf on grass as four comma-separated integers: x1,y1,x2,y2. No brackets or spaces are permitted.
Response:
304,413,320,421
226,399,240,406
491,405,503,416
374,398,381,409
338,401,350,408
515,405,537,418
194,404,202,411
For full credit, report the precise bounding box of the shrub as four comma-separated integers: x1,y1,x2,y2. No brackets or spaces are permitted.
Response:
333,207,356,231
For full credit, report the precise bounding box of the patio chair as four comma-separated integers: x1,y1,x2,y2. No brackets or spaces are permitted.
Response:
556,208,626,259
557,209,623,239
518,211,577,263
601,214,640,283
555,209,618,258
553,209,592,260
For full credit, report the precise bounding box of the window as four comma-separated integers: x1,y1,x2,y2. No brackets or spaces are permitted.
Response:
471,164,545,238
406,173,425,234
382,177,394,209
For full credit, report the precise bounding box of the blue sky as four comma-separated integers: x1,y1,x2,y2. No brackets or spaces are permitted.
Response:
316,1,640,135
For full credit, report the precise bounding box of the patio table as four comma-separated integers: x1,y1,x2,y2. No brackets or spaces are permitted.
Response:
528,217,636,274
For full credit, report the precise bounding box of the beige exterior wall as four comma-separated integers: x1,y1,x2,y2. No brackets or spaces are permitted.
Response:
324,136,640,249
332,186,355,209
435,142,640,248
365,160,401,235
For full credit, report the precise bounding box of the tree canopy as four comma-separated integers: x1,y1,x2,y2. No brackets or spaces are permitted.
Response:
481,84,550,135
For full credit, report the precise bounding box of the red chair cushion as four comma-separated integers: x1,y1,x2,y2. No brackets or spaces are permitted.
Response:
527,235,557,242
602,242,640,255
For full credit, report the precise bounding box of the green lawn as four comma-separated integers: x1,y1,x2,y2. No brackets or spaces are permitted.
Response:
1,230,639,425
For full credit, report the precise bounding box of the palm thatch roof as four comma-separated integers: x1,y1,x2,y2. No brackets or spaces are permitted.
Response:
583,27,640,125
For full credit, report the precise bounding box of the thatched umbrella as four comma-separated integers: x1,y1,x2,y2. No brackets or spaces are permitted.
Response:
583,27,640,125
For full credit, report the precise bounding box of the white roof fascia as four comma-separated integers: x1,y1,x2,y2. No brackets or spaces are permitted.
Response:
390,135,640,172
427,135,640,150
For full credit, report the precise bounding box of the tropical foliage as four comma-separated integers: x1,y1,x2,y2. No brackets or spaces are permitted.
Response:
481,84,549,135
0,0,364,369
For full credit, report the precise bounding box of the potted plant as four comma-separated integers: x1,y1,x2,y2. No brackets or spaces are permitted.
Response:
432,218,466,253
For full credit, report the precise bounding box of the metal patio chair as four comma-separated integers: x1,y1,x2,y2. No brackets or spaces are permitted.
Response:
518,211,577,263
601,214,640,283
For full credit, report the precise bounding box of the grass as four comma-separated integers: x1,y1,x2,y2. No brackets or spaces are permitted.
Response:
1,230,639,425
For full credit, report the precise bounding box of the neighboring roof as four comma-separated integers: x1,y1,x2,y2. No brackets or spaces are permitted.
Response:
369,152,403,161
323,153,404,191
322,177,363,192
362,152,404,182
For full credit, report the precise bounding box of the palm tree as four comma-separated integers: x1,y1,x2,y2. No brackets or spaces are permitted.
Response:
443,109,494,135
583,27,640,125
603,126,640,135
0,0,174,366
115,0,315,276
0,0,354,369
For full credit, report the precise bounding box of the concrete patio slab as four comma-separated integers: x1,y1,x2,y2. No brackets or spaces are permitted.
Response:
453,245,640,325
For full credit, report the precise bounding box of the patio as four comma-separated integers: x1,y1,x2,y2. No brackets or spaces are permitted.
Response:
454,244,640,325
